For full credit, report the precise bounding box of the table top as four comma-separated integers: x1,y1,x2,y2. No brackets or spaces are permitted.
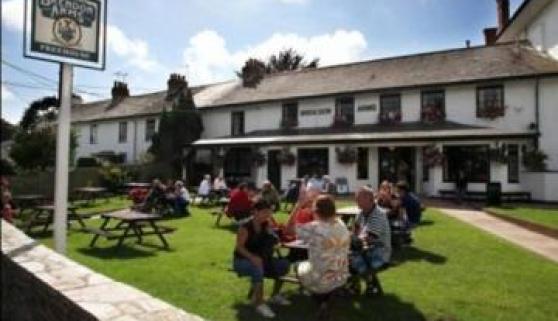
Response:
336,206,360,216
102,209,162,221
13,194,45,201
75,187,107,193
35,204,77,211
125,182,151,188
281,239,309,250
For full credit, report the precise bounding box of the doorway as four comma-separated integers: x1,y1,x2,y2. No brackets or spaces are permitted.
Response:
297,148,329,178
267,150,282,190
378,147,416,192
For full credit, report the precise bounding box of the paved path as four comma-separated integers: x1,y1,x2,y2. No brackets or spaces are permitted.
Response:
437,207,558,263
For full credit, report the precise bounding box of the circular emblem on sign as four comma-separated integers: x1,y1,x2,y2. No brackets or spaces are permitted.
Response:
53,17,82,47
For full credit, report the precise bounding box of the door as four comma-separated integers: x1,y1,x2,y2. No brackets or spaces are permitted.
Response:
297,148,329,178
267,150,281,190
378,147,416,192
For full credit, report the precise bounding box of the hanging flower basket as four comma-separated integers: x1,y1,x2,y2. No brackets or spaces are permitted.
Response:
479,104,506,120
277,147,296,166
421,105,445,124
423,145,444,167
522,146,548,171
378,110,402,124
335,146,357,164
251,149,267,167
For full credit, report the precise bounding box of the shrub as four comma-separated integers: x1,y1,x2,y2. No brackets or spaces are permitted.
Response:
77,157,100,167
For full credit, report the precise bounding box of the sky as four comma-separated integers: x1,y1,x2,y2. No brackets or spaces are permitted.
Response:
1,0,524,124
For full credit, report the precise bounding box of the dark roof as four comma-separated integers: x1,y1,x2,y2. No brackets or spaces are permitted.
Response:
227,121,484,139
73,43,558,122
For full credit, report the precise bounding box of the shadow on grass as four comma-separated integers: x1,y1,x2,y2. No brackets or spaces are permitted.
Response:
392,246,447,265
232,293,428,321
77,244,157,259
418,219,435,227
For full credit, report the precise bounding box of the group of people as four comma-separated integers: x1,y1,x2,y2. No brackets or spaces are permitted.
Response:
283,175,336,212
197,174,229,205
232,178,422,319
135,178,191,215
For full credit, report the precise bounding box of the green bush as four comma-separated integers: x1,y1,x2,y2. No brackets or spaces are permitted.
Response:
77,157,100,167
98,163,130,193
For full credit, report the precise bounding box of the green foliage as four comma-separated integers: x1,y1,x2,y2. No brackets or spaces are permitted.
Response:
522,147,548,171
236,58,267,87
19,96,59,130
98,162,130,193
0,158,16,176
149,90,203,177
1,118,15,142
9,127,78,170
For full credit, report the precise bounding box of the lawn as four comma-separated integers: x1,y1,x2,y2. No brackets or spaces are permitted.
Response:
27,199,558,321
486,205,558,230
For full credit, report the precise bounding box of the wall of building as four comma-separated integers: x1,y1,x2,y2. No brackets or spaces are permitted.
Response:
520,171,558,202
527,0,558,60
539,77,558,170
74,116,158,164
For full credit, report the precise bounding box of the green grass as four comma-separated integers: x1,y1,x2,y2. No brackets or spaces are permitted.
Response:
29,199,558,321
486,205,558,230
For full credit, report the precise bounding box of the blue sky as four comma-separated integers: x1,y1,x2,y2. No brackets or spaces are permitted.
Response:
2,0,523,123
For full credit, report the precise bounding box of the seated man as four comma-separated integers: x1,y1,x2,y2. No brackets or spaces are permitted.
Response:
350,186,391,295
226,182,255,221
173,180,190,216
140,179,167,212
396,181,422,228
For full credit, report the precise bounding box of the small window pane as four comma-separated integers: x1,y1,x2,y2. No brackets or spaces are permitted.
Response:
89,124,98,144
145,119,156,141
380,94,401,123
477,86,504,118
357,147,369,179
508,144,519,183
282,102,298,127
421,91,445,122
118,121,127,143
443,145,489,183
335,97,354,125
231,111,245,136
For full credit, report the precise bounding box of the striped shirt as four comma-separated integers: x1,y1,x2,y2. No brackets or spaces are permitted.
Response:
355,206,392,262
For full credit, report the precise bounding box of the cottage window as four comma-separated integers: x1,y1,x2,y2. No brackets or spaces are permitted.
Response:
421,90,445,122
145,119,156,141
507,144,519,183
443,145,489,183
477,86,504,118
379,94,402,124
335,97,354,125
422,146,429,182
118,121,127,143
357,147,369,180
89,124,98,144
281,102,298,128
231,111,245,136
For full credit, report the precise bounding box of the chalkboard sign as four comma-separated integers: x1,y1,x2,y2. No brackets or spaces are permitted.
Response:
486,182,501,206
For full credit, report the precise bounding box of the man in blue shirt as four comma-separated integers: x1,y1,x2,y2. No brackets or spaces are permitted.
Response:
396,181,422,228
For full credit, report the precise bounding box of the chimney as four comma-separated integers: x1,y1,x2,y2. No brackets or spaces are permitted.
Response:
166,73,188,100
110,81,130,106
465,40,471,48
496,0,510,34
484,27,498,46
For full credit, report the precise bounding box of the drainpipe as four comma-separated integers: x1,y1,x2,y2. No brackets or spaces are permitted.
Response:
534,78,540,149
133,119,138,163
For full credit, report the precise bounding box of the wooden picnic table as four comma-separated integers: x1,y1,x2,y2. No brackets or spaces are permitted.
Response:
13,194,46,214
74,187,108,204
26,204,86,233
88,209,175,249
337,206,360,224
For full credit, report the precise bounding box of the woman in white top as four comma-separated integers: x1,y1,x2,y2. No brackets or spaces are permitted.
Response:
198,174,211,204
174,181,190,215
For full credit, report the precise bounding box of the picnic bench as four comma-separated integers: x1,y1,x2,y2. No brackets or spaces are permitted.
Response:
74,187,108,204
13,194,46,216
25,204,87,233
87,209,176,249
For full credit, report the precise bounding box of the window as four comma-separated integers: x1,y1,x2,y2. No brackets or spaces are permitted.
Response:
297,148,329,178
118,121,127,143
357,147,369,179
231,111,245,136
477,85,504,118
443,145,490,183
89,124,98,144
507,144,519,183
335,96,354,125
379,94,402,123
422,147,429,182
145,119,156,141
281,102,298,127
421,90,445,122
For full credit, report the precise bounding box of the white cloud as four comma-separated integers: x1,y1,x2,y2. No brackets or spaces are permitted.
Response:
107,25,162,72
2,0,24,31
2,85,15,101
182,29,367,84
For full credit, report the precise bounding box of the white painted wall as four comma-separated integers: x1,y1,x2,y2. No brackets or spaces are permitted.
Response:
298,97,335,128
520,171,558,202
539,77,558,170
74,116,158,164
527,0,558,59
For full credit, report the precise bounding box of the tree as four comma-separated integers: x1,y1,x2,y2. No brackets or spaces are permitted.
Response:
1,118,15,142
148,88,204,177
9,126,78,170
237,49,319,87
19,96,60,130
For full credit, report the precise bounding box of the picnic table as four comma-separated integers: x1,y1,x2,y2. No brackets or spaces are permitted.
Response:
88,209,176,249
25,204,87,233
124,182,152,189
74,187,108,204
13,194,46,215
336,206,360,224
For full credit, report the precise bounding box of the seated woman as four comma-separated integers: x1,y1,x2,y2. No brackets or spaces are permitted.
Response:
289,195,350,318
260,180,281,212
197,174,212,205
173,181,190,216
233,199,291,319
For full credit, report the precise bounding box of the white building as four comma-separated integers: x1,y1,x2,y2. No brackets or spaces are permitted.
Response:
72,0,558,201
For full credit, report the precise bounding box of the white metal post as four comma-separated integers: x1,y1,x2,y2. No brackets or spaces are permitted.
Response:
54,63,73,254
